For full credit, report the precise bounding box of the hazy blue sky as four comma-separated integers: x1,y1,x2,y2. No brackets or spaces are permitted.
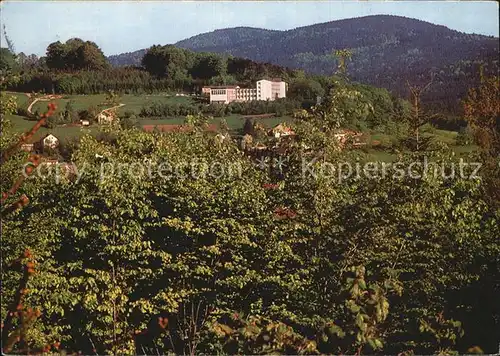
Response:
1,1,498,56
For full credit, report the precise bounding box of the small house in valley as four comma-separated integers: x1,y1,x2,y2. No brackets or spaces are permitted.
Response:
270,123,295,139
20,143,34,152
97,110,117,125
333,129,364,147
42,134,59,150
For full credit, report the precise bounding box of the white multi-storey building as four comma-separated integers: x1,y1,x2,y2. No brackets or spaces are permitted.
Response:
256,79,287,101
204,79,287,104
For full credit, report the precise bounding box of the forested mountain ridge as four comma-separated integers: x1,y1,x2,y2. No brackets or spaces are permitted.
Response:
108,49,147,67
175,27,279,50
109,15,498,114
175,15,496,58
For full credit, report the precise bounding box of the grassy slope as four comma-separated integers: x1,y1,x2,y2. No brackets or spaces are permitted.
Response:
5,92,292,138
7,92,193,116
4,92,476,161
140,116,288,129
5,114,99,141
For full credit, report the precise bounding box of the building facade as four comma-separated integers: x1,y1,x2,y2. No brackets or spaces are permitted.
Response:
257,79,287,101
235,88,257,102
208,86,239,104
206,79,287,104
201,87,211,96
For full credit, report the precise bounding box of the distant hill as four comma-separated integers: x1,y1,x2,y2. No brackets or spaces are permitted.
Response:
108,49,147,67
109,15,499,114
175,27,279,50
108,27,277,67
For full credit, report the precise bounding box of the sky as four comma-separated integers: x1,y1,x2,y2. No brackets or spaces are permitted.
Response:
1,1,498,57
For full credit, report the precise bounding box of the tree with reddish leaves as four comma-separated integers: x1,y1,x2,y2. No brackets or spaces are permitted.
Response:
463,69,500,206
1,102,57,354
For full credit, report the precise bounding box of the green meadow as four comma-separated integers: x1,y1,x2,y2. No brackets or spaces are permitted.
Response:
4,92,476,160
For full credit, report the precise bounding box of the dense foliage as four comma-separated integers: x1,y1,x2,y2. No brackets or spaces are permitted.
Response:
463,71,500,207
1,74,499,354
46,38,108,71
11,67,176,94
0,47,18,72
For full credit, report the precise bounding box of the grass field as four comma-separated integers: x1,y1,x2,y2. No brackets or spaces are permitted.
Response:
140,115,290,130
3,91,477,160
6,114,99,141
5,92,293,138
6,91,193,116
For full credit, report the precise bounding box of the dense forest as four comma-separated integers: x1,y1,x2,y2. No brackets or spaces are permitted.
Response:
108,15,500,115
1,39,304,95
